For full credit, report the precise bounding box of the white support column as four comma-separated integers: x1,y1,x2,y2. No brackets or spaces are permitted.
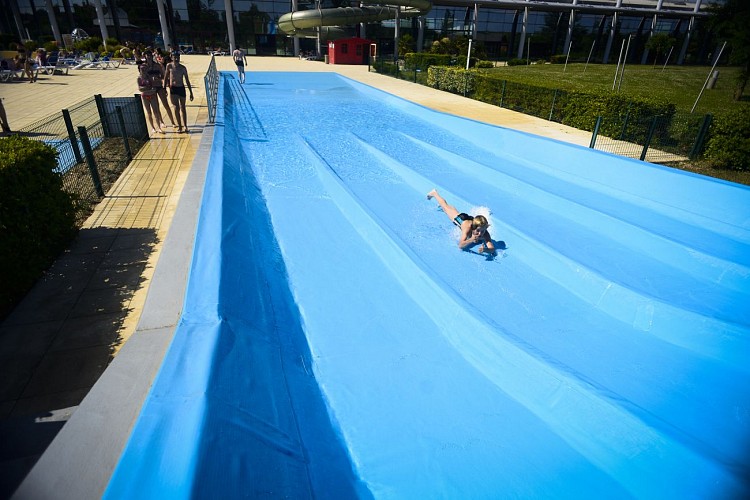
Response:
92,0,110,45
472,3,478,40
416,16,424,52
603,0,622,64
394,6,400,61
156,0,172,50
678,0,701,65
641,0,663,64
517,1,529,59
291,0,300,56
45,0,62,45
563,0,578,55
224,0,236,53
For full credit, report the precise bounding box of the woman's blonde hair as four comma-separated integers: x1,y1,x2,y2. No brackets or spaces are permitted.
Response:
472,215,489,228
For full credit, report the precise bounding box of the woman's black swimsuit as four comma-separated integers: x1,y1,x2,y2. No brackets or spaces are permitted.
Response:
453,213,473,227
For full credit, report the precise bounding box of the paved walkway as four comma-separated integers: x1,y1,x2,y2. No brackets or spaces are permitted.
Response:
0,55,593,497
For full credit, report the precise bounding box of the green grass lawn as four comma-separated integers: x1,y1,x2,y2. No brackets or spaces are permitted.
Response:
483,63,748,117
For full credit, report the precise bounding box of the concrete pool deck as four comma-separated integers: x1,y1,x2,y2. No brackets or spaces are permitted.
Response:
1,55,593,497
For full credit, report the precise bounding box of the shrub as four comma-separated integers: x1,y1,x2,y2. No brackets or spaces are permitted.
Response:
44,40,59,53
404,53,453,70
550,54,567,64
475,60,494,69
507,58,526,66
0,137,77,316
704,107,750,171
427,66,477,94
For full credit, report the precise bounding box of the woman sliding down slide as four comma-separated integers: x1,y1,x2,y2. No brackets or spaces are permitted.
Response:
427,189,496,254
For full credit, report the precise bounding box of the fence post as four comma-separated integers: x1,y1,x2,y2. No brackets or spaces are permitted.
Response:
689,113,713,159
115,106,133,162
94,94,111,137
78,126,105,197
61,109,83,164
548,89,558,121
134,94,149,139
619,109,631,140
640,116,659,161
590,116,602,148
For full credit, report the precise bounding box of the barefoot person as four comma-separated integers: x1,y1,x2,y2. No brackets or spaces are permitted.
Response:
164,53,194,133
232,47,248,83
427,189,496,253
143,51,176,129
137,65,164,135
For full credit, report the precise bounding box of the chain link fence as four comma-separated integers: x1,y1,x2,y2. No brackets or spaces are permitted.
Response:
17,95,149,224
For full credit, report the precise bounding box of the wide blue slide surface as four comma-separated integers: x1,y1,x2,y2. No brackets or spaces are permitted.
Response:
105,72,750,498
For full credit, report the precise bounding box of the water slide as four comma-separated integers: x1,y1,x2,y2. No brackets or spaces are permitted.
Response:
97,73,750,498
278,0,432,38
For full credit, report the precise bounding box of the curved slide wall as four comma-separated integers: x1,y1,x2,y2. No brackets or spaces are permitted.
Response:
278,0,431,38
105,73,750,498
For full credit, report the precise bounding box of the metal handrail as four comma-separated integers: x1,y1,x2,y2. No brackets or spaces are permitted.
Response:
204,55,219,124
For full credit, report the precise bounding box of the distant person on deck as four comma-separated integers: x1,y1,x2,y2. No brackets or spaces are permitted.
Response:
427,189,496,254
233,48,248,83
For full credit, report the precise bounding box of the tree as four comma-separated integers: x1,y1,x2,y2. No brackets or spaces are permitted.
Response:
646,33,676,67
709,0,750,100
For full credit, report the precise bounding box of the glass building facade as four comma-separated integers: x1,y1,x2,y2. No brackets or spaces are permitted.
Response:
1,0,718,64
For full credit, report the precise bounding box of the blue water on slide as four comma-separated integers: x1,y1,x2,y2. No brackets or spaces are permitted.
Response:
105,72,750,498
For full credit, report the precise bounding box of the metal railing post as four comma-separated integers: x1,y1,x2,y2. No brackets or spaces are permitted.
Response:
590,116,602,148
690,113,713,159
94,94,111,137
549,89,558,121
619,108,631,140
115,106,133,162
640,116,659,161
61,109,83,164
78,126,105,197
133,94,149,139
500,80,506,108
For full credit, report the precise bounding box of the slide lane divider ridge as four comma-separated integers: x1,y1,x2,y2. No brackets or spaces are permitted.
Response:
300,135,746,499
349,133,750,372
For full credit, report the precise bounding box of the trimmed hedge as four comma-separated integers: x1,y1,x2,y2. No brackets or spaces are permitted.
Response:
404,53,483,70
704,107,750,171
427,66,478,95
404,53,454,70
0,136,77,316
429,66,676,137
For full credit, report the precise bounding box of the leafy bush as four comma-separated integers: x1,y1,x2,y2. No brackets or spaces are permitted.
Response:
427,66,477,94
430,68,675,137
475,60,494,69
404,53,453,70
550,54,567,64
74,37,103,54
0,137,77,316
704,107,750,170
44,40,59,53
507,58,526,66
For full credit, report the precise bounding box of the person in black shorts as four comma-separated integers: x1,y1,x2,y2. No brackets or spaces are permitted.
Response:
164,53,194,133
427,189,496,253
232,48,248,83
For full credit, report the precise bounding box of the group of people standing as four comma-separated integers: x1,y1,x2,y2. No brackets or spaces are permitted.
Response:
137,49,193,135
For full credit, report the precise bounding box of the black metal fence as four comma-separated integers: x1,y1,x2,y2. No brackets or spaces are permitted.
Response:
17,94,149,224
372,61,713,165
590,111,712,162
